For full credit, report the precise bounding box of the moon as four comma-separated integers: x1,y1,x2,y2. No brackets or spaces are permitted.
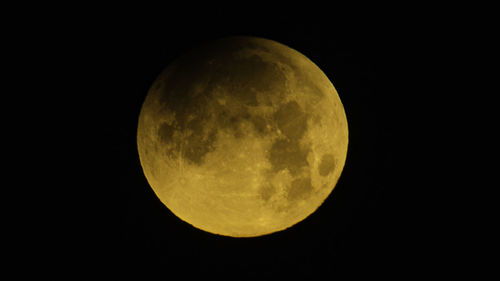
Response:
137,37,348,237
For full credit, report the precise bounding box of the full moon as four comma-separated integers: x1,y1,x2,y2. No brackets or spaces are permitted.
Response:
137,37,348,237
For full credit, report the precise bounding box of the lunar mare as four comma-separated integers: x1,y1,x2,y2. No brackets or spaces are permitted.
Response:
137,37,348,237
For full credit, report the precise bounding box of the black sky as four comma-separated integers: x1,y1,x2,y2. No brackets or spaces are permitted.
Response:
77,12,415,279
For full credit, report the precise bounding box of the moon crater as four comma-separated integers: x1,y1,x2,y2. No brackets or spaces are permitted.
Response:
319,153,337,177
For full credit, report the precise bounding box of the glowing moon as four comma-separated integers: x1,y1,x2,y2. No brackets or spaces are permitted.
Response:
137,37,348,237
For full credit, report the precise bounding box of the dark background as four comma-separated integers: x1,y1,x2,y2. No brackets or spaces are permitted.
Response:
76,12,419,279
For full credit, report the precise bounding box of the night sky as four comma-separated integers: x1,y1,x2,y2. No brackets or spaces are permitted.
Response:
80,12,414,278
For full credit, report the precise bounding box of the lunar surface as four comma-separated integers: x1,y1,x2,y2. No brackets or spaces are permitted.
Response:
137,37,348,237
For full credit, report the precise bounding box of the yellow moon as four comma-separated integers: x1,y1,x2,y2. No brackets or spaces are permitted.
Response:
137,37,348,237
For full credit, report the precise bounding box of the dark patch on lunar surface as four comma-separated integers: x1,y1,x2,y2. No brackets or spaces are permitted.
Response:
269,139,310,176
221,54,285,100
181,128,217,165
157,109,218,165
259,183,275,202
274,101,308,140
287,177,313,201
251,115,268,136
158,122,175,143
213,105,231,128
213,104,251,138
268,101,312,177
318,154,336,176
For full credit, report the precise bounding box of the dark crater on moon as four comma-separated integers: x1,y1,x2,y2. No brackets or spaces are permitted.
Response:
259,183,276,202
287,176,313,201
318,153,336,176
262,100,315,205
268,139,310,176
269,100,311,177
158,122,175,143
274,100,308,140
